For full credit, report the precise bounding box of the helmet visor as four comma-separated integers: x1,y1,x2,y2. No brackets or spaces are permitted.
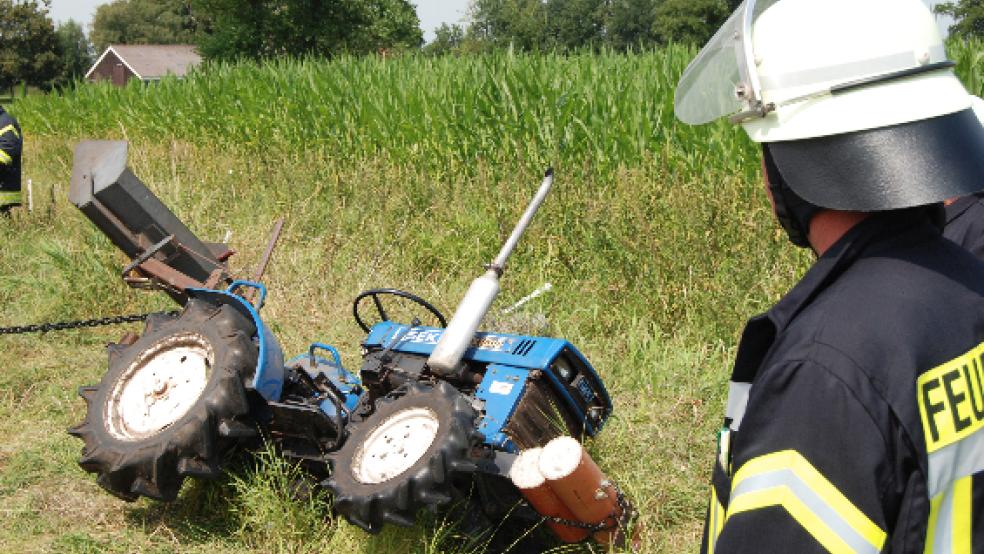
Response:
675,0,796,125
675,0,781,125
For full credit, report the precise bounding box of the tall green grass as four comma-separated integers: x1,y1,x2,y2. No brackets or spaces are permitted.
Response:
13,47,756,177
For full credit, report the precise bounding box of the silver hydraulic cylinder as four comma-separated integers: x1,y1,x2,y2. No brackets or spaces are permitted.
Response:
428,169,554,376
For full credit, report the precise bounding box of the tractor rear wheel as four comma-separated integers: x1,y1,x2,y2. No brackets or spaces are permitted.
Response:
324,381,479,533
69,299,258,501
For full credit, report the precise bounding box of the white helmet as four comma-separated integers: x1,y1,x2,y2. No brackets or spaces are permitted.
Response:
675,0,984,211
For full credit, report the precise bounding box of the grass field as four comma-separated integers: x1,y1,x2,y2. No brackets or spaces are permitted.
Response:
1,44,982,553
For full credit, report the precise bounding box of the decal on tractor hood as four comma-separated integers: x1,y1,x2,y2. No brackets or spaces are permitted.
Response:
400,328,514,353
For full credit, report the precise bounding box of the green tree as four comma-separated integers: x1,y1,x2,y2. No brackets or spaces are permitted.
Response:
936,0,984,37
55,20,94,86
607,0,659,50
544,0,608,51
653,0,730,44
0,0,61,93
466,0,737,52
424,23,466,56
90,0,197,53
468,0,549,51
193,0,423,61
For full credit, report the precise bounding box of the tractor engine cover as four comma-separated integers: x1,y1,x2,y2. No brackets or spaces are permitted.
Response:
359,323,613,453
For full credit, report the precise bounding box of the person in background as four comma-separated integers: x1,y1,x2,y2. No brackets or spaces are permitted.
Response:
675,0,984,552
943,97,984,257
0,104,22,214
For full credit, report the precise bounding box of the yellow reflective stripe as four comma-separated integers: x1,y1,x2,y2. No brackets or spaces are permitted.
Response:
0,191,20,205
0,124,19,139
953,477,972,554
0,150,10,165
730,487,858,554
729,450,887,554
708,486,725,554
708,487,717,554
925,476,973,553
714,489,725,542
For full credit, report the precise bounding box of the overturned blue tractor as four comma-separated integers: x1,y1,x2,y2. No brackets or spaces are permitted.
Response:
66,142,628,544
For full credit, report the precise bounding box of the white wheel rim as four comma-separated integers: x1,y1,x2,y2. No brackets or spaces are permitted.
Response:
106,333,213,441
351,407,440,485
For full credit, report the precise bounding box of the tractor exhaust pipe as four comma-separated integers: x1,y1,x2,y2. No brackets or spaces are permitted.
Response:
427,169,554,376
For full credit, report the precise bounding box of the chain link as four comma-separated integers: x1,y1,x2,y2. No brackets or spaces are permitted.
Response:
546,485,635,532
0,311,179,336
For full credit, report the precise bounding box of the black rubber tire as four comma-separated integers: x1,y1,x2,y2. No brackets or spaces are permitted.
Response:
68,299,258,502
324,381,479,533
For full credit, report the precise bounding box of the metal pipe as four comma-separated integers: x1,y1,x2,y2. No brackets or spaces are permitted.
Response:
427,169,554,376
491,168,553,273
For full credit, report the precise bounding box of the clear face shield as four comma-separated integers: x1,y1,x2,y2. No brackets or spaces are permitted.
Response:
674,0,778,126
674,0,954,126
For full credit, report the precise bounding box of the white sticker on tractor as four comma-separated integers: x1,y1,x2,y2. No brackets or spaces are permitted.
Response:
490,381,514,395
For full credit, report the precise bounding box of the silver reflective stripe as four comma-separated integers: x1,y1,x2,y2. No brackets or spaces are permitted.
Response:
731,469,881,554
927,428,984,498
759,45,948,92
726,381,752,430
932,486,955,554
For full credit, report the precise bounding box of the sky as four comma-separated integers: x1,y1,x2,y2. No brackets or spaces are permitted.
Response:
48,0,471,42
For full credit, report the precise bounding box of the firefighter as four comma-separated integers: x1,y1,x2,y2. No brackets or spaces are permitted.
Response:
0,104,22,214
674,0,984,552
943,97,984,258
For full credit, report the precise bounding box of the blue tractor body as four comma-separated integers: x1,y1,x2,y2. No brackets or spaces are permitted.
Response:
187,283,286,402
185,282,614,468
363,322,613,453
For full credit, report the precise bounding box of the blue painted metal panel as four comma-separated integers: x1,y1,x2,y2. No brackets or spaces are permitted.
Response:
475,364,530,453
364,323,567,369
365,322,614,436
187,284,285,402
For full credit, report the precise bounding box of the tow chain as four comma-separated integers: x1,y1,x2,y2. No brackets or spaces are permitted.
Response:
0,311,179,336
546,483,636,533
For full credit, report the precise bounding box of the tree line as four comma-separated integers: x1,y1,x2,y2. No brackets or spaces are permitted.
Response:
4,0,984,95
427,0,742,55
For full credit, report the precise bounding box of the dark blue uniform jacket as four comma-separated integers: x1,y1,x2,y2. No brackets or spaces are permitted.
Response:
0,107,22,208
703,210,984,554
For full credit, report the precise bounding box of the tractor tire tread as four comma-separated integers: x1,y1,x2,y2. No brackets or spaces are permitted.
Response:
69,299,258,502
323,381,479,534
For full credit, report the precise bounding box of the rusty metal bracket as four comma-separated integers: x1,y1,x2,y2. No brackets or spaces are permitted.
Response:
122,234,232,297
245,218,284,303
254,218,285,283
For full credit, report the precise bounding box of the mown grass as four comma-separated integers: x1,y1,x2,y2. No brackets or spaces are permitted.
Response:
2,43,982,553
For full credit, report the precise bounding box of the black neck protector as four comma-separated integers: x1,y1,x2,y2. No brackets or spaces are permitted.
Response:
763,144,822,249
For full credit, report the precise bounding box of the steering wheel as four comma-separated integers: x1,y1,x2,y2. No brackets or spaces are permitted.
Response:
352,288,448,333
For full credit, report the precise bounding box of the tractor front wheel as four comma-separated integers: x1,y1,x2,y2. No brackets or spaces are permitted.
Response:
69,299,258,502
324,381,479,533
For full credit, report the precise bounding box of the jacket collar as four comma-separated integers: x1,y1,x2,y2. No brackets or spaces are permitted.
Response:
731,210,939,382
